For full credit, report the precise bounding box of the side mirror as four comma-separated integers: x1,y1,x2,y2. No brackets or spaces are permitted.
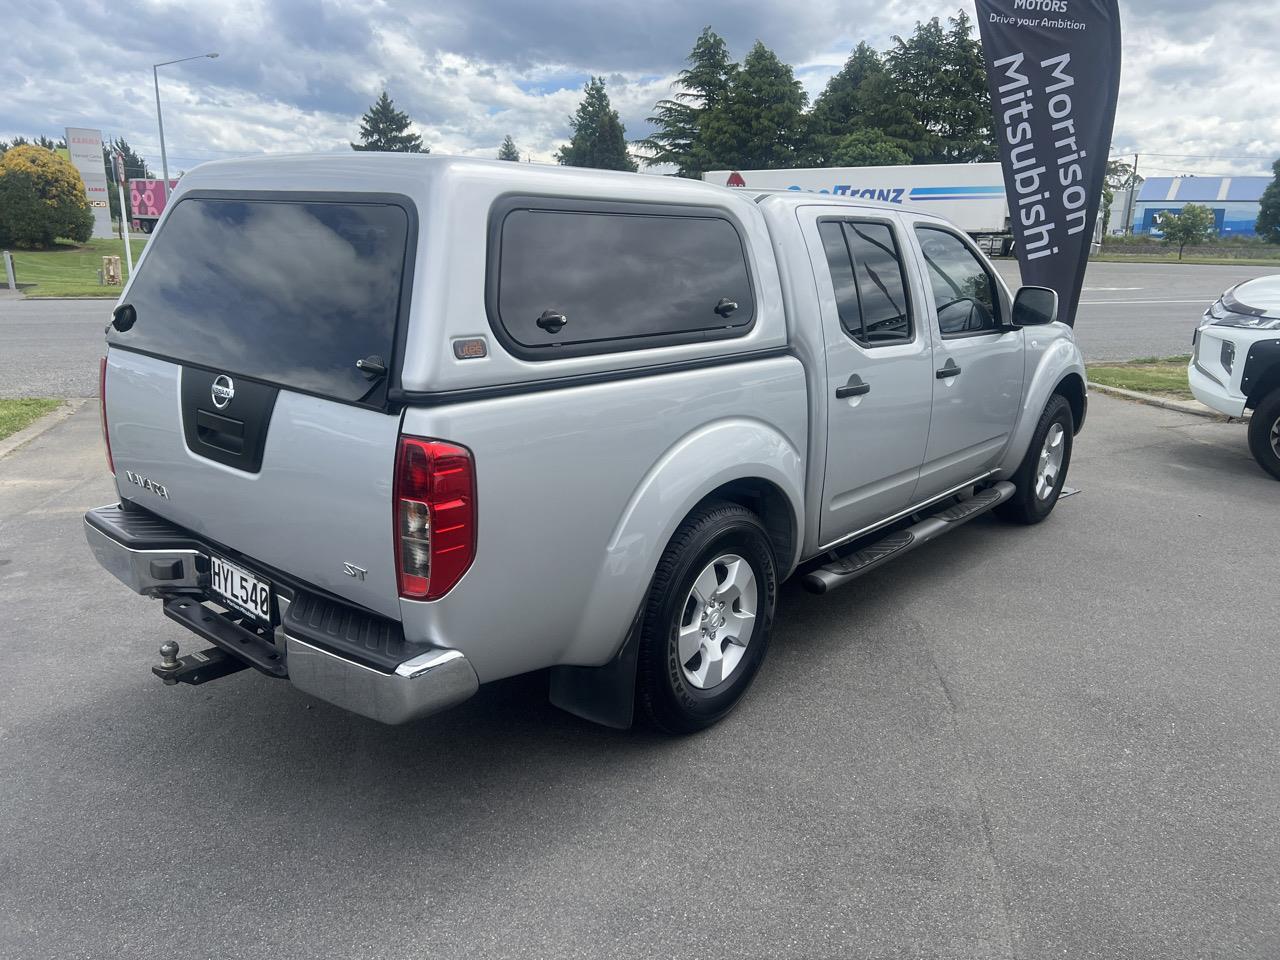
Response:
1011,286,1058,327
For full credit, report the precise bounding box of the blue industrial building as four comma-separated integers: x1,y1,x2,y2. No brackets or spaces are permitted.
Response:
1133,175,1271,237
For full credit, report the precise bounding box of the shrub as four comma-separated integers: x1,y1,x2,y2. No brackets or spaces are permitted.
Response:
0,145,94,248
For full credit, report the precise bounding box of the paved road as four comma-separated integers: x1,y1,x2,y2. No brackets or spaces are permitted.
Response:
3,396,1278,959
993,259,1276,361
0,295,110,399
2,261,1275,399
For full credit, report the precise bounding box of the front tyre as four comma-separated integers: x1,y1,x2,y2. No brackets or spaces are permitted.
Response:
996,393,1075,525
637,501,778,734
1247,389,1280,481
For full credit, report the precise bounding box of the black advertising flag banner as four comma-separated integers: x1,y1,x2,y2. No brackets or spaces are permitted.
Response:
975,0,1122,326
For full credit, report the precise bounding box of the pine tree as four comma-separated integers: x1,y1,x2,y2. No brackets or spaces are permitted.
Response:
808,42,896,165
941,11,996,162
105,137,152,181
351,91,427,153
497,135,521,161
1256,159,1280,244
102,137,153,223
885,12,994,163
556,77,638,172
885,18,950,162
637,27,735,178
809,43,881,142
825,130,912,167
696,41,808,171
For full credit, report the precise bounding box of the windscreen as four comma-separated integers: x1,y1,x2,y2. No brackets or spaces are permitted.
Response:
109,196,409,403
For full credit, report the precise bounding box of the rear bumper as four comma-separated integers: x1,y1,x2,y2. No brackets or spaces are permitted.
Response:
83,503,478,724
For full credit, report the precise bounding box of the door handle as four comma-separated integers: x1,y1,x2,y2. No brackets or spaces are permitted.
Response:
835,375,871,399
936,360,963,379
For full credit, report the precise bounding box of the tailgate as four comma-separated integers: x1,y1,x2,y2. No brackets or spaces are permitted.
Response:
105,350,401,619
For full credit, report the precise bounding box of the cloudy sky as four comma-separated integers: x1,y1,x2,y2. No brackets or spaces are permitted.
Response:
2,0,1276,180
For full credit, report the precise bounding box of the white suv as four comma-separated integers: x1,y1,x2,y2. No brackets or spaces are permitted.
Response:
1189,276,1280,480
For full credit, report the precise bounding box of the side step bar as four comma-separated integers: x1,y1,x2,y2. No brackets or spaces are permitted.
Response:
802,481,1016,595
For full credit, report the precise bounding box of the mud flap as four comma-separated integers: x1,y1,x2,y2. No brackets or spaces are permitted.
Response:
548,610,642,729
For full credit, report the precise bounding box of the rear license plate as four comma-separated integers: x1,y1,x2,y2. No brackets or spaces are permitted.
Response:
209,554,272,623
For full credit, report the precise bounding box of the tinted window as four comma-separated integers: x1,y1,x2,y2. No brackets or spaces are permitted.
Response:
818,221,862,338
915,227,1000,336
495,206,754,354
819,220,912,346
109,197,409,403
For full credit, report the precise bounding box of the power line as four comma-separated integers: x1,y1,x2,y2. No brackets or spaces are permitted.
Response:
1140,165,1271,177
1129,151,1275,161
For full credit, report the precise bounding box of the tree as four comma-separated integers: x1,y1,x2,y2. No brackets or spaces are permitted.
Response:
102,137,153,224
556,77,638,172
637,27,735,177
351,91,427,153
825,129,912,167
940,11,995,161
497,135,521,161
1101,157,1144,236
1158,203,1217,259
0,145,94,248
808,42,886,164
696,41,808,171
1256,159,1280,244
884,12,993,162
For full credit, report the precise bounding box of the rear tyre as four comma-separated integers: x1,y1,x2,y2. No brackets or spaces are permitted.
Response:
1247,389,1280,481
996,393,1074,525
636,501,777,734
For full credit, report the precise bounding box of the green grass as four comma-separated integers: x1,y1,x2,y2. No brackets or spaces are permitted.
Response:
6,237,148,297
0,399,62,440
1087,355,1194,400
1092,253,1280,266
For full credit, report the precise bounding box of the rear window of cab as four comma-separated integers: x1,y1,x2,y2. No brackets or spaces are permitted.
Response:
487,197,756,359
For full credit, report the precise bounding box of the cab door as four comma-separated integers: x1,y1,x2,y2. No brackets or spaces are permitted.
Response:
908,223,1025,497
802,210,934,546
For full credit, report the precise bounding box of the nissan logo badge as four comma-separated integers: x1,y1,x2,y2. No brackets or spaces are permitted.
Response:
211,375,235,410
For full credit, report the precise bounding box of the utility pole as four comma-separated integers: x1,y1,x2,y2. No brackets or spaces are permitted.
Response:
152,52,219,202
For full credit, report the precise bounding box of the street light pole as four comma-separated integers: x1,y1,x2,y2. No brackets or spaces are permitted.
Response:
152,52,219,202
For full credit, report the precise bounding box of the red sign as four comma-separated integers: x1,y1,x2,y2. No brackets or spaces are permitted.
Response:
726,171,746,187
128,179,180,218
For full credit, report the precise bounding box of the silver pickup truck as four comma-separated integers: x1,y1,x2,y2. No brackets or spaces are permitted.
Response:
85,155,1086,733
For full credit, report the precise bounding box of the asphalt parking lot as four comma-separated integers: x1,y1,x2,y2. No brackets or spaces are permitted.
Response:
1,259,1276,400
2,395,1278,959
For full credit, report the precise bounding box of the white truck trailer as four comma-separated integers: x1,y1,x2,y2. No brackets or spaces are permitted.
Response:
705,163,1014,255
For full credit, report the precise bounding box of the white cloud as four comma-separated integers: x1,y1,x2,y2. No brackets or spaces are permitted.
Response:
0,0,1274,178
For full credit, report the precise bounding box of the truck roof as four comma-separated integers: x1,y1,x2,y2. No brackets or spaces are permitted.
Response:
172,152,759,214
170,154,952,228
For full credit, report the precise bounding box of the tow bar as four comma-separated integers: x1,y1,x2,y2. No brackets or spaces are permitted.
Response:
152,640,250,686
151,597,289,686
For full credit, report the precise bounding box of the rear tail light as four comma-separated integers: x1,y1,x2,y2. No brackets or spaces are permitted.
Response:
394,437,476,601
99,356,114,475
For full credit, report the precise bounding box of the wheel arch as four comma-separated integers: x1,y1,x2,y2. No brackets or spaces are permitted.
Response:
688,476,797,578
1054,371,1087,434
997,331,1087,478
1243,339,1280,409
549,418,804,728
563,417,803,664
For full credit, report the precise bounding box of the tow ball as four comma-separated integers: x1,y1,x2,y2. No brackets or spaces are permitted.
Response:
152,640,250,686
